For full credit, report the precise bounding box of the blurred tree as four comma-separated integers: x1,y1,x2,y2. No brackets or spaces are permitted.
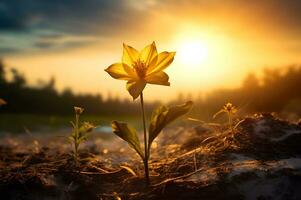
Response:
0,60,6,86
242,73,260,89
11,68,26,88
0,60,300,118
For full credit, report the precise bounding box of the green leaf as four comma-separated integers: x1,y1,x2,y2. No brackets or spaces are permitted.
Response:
79,122,95,134
70,121,76,128
78,135,88,143
68,136,74,143
111,121,144,160
148,101,193,151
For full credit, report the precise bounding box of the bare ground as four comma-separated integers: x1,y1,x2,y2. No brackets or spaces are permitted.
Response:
1,113,301,200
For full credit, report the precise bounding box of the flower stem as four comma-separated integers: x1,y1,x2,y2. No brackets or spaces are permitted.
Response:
74,113,79,167
140,92,150,184
228,113,233,135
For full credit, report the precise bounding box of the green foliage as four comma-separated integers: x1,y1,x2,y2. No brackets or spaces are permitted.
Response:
148,101,193,153
111,121,144,160
69,121,94,145
110,101,193,171
69,106,94,167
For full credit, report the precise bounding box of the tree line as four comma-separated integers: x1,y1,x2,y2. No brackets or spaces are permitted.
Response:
183,64,301,120
1,60,301,119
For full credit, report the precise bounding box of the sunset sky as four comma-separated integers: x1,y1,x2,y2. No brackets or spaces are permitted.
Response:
1,0,301,101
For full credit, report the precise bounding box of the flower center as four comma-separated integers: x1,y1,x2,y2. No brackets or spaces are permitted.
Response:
132,59,147,78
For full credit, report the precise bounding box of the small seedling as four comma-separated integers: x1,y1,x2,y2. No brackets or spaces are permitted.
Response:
213,102,237,133
105,42,193,184
199,102,246,152
24,127,40,154
69,106,94,167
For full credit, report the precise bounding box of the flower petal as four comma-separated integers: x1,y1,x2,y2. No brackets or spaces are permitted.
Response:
140,41,158,66
105,63,136,80
122,43,139,66
126,80,146,100
145,71,170,86
148,51,176,75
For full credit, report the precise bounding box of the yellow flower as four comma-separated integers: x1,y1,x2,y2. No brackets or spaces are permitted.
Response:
105,42,176,99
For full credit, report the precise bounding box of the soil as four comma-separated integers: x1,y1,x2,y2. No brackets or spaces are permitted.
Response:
1,113,301,200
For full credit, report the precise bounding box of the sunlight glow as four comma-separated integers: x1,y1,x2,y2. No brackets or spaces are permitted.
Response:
177,40,208,66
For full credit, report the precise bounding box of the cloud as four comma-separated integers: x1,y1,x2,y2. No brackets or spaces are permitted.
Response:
34,41,56,49
1,0,301,55
233,0,301,36
38,33,64,40
0,0,142,55
0,2,26,30
34,36,98,50
1,0,301,35
0,47,21,54
0,0,139,35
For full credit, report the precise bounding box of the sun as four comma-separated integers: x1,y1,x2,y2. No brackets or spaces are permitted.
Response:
177,39,209,66
170,26,226,88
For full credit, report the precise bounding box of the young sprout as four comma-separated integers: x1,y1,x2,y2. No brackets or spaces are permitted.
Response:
213,102,237,133
198,103,246,153
69,106,94,167
105,42,193,184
